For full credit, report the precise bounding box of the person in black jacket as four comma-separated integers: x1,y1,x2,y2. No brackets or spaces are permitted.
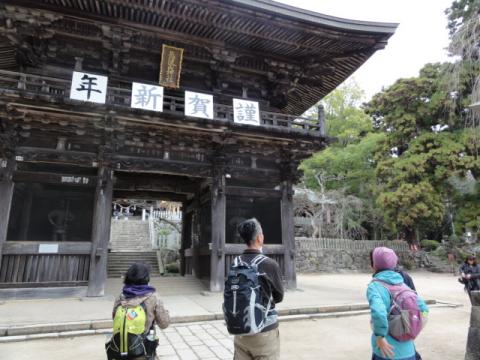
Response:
233,218,284,360
459,255,480,303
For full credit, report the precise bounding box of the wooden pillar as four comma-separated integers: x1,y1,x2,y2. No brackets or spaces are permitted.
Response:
210,159,226,292
466,291,480,359
19,188,33,240
87,166,113,297
281,179,297,289
0,158,15,271
191,196,201,279
179,205,187,276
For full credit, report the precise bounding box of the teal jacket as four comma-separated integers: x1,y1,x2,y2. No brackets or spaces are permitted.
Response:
366,270,428,360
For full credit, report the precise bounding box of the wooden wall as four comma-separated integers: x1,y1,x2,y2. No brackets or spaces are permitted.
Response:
0,242,91,287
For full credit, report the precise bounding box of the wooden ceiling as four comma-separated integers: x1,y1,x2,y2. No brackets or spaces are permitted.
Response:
1,0,397,115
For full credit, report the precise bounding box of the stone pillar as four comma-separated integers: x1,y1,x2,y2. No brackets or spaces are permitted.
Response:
0,158,15,271
465,291,480,360
210,156,226,292
87,166,114,297
281,179,297,289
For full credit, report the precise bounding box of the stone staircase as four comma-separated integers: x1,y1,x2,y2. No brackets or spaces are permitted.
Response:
107,251,160,278
108,218,160,278
109,218,152,252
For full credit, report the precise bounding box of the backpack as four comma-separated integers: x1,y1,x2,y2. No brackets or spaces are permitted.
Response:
373,279,426,341
106,302,149,359
223,254,277,335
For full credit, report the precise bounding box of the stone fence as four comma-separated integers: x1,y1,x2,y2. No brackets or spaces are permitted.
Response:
295,237,411,272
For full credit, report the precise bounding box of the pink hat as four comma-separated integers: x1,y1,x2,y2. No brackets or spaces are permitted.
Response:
372,247,398,270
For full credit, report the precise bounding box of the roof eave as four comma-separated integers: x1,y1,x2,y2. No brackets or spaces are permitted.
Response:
228,0,398,35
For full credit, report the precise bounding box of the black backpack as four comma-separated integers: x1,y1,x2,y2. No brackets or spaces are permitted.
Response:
223,254,277,335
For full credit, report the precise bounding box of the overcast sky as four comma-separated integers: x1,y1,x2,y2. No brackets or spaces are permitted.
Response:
276,0,453,100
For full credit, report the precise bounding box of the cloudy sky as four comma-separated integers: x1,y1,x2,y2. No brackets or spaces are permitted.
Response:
276,0,454,100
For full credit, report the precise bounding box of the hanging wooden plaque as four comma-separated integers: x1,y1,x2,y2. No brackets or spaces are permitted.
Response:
159,44,184,88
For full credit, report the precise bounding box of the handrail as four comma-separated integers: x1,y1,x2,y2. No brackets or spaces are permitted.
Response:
0,70,321,136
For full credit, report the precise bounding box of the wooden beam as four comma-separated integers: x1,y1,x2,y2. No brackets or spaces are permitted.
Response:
114,174,199,194
225,186,281,198
0,159,15,271
13,170,96,187
2,241,92,255
113,190,187,202
210,160,226,292
86,166,113,297
281,179,296,289
15,147,97,168
114,154,212,178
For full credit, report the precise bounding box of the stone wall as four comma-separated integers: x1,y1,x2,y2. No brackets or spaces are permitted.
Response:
295,237,411,272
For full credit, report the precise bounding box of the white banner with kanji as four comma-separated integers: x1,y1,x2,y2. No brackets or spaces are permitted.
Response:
184,91,214,119
70,71,108,104
131,82,164,112
233,99,260,126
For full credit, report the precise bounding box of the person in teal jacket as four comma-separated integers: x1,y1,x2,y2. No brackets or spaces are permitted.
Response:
367,247,429,360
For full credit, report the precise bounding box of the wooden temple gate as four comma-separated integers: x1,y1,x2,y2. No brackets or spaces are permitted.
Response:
0,0,396,295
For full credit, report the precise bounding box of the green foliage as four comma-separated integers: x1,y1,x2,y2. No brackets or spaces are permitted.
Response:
446,0,480,36
165,262,179,273
420,239,441,252
366,60,478,243
322,80,372,146
365,63,453,154
300,2,480,243
301,132,384,194
377,181,445,236
400,257,415,271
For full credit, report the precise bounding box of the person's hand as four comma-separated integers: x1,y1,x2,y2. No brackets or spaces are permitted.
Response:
466,274,472,279
376,336,394,359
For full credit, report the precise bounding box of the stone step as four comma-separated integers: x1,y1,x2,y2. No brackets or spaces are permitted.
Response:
107,251,160,277
109,219,152,252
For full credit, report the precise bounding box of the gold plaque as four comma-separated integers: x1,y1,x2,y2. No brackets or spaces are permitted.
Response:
159,44,183,88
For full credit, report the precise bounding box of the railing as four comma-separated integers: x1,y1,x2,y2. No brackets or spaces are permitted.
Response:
295,237,410,252
0,69,322,136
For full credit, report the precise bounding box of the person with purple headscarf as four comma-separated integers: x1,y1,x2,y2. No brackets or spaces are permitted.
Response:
111,263,170,359
367,247,429,360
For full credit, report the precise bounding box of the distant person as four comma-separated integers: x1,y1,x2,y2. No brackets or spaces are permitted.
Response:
367,247,429,360
223,218,284,360
459,255,480,303
106,263,170,360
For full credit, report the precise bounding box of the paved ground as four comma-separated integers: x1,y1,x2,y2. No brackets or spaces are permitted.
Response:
0,271,468,328
0,305,469,360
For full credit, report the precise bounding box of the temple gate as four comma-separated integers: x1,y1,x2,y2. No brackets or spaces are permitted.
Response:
0,0,396,295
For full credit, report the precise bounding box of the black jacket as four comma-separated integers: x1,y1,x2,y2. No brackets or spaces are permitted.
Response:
396,269,416,291
459,264,480,291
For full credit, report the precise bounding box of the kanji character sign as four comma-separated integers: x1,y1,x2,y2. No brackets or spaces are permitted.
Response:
131,82,164,112
233,99,260,126
184,91,214,119
70,71,108,104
